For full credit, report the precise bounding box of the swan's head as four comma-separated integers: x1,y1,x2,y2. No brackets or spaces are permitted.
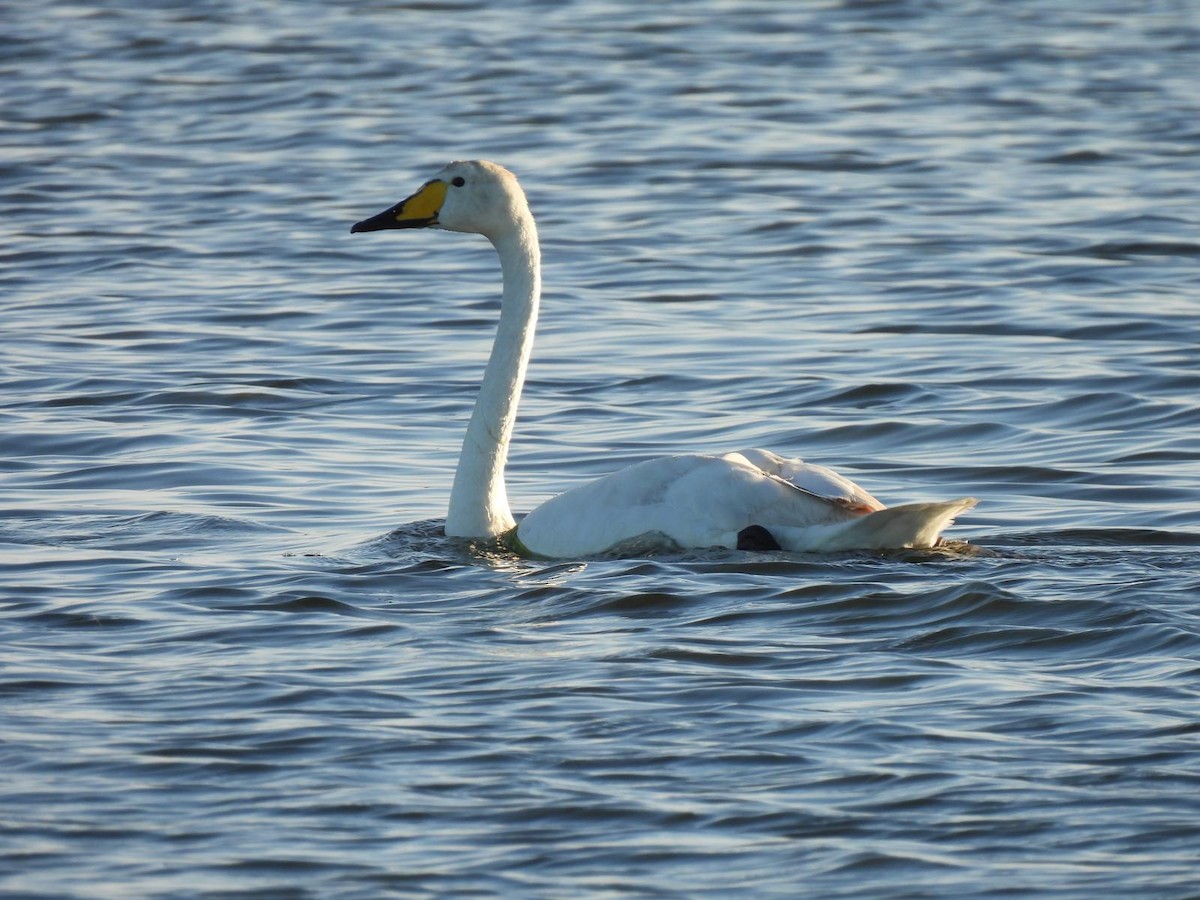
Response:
351,160,530,243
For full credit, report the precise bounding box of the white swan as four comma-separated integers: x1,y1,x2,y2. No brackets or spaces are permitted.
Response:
352,160,975,557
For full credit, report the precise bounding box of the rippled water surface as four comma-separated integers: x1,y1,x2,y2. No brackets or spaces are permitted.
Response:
4,1,1200,895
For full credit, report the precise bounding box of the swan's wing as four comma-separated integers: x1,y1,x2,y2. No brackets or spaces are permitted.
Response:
516,452,974,557
516,453,862,557
729,448,885,512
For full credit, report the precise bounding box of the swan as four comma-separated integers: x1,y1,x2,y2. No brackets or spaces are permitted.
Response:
351,160,975,557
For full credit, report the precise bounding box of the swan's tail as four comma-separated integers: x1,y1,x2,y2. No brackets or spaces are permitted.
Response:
830,497,978,551
770,497,977,552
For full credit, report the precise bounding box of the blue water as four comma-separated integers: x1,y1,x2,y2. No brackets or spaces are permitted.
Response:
3,1,1200,895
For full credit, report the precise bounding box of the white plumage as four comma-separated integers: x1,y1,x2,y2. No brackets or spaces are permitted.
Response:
352,160,975,557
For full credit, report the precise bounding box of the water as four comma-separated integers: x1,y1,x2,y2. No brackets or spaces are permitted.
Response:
3,0,1200,895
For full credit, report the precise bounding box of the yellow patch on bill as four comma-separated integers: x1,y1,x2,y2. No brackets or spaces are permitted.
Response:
397,180,447,224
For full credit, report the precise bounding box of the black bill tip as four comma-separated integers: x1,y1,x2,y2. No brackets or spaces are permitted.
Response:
351,206,399,233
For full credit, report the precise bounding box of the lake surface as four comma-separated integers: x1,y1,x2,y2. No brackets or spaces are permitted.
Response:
3,0,1200,895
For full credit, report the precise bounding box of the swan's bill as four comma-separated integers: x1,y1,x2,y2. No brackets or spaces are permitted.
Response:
351,179,447,233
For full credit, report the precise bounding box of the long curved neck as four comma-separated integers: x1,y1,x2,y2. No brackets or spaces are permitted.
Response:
445,219,540,538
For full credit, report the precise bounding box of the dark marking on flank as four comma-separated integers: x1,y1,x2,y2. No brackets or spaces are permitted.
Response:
737,525,781,552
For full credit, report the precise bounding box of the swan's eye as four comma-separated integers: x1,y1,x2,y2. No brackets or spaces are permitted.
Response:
451,176,465,187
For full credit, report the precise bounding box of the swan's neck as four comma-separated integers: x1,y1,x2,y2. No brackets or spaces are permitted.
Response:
445,220,540,538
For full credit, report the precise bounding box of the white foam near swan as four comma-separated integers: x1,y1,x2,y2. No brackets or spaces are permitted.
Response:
352,160,976,557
